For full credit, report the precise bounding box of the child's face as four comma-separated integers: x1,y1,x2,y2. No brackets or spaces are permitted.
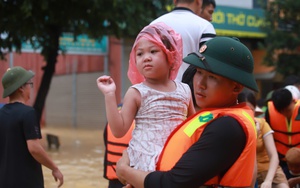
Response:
288,161,300,174
135,38,170,80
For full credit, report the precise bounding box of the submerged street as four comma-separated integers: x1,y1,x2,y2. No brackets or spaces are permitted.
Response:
41,126,108,188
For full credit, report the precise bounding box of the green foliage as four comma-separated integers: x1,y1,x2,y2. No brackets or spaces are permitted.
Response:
261,0,300,77
0,0,170,59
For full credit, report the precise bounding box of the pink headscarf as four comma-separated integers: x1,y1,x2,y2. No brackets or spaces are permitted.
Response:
127,22,183,84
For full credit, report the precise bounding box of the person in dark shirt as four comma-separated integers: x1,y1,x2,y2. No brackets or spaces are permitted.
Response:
0,66,63,188
116,37,259,188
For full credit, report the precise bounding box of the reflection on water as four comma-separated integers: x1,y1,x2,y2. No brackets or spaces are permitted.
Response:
41,127,108,188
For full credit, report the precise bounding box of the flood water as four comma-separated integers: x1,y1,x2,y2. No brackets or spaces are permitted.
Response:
41,126,108,188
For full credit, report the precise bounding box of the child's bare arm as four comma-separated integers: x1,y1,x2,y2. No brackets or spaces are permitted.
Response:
97,75,126,137
97,76,139,138
115,88,140,136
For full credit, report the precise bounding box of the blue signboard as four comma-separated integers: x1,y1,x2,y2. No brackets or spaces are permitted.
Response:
22,33,108,55
59,33,108,55
212,6,265,38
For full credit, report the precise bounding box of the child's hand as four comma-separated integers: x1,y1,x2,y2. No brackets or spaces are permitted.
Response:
96,75,116,94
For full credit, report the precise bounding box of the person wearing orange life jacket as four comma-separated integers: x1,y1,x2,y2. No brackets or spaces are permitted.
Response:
103,104,134,188
157,105,256,187
116,36,258,188
265,87,300,180
238,89,289,188
103,122,134,188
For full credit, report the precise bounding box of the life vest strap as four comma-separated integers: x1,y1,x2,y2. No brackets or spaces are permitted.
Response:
107,150,123,156
107,161,117,165
274,139,300,147
272,129,300,135
107,140,129,147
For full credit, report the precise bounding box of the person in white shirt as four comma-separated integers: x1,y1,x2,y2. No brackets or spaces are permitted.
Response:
151,0,216,81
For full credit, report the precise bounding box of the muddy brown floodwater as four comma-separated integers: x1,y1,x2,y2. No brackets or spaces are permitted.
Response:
41,126,109,188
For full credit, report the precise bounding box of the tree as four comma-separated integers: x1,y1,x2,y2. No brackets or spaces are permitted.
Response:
0,0,170,122
261,0,300,78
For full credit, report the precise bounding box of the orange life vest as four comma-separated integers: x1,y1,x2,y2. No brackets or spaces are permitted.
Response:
268,101,300,159
157,104,256,187
103,122,134,180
